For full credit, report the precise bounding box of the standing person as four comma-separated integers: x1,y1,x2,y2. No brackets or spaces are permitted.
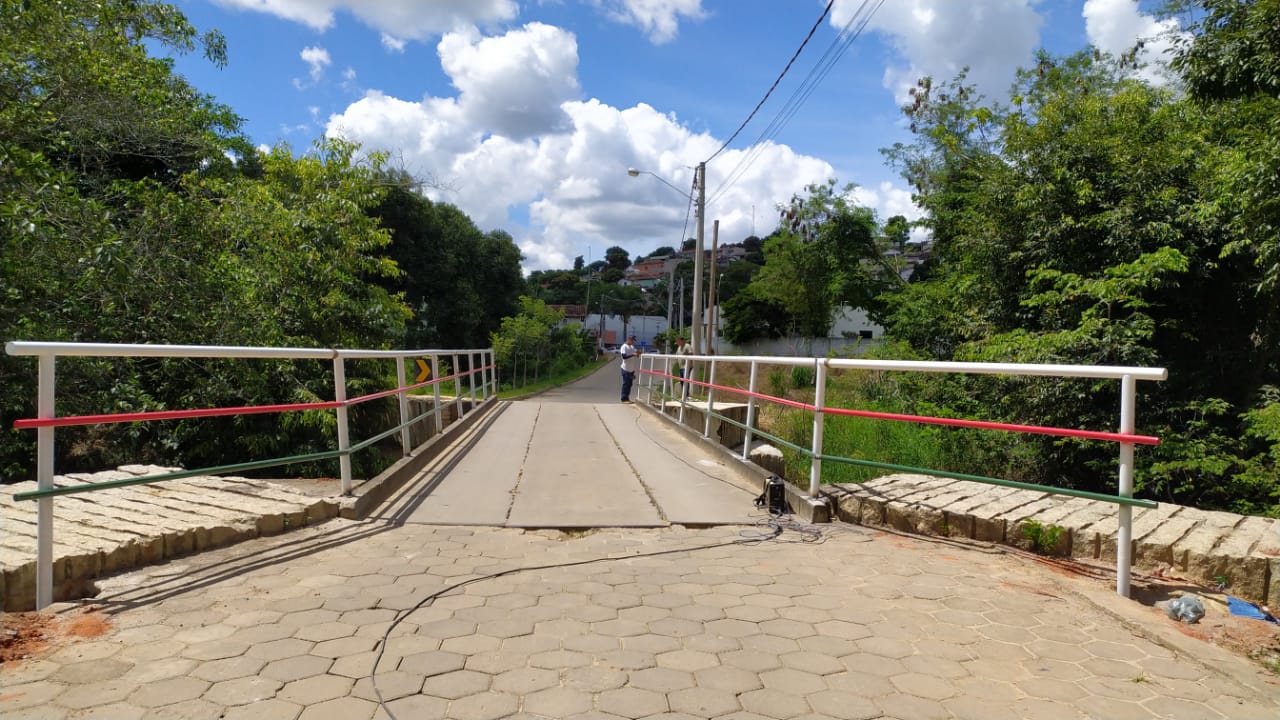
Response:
673,336,694,394
619,335,641,403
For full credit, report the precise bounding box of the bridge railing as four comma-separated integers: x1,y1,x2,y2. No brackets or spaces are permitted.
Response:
637,352,1167,597
4,340,496,609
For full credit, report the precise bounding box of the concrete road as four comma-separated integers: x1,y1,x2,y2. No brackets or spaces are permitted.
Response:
366,361,765,529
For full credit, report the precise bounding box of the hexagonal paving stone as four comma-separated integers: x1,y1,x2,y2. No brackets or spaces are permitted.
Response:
52,653,130,683
656,649,719,672
491,667,559,695
738,687,811,718
509,685,592,717
598,648,658,671
398,650,466,677
249,638,316,662
623,634,681,654
598,686,669,717
668,686,742,717
420,669,492,699
529,649,592,670
449,692,520,720
381,694,449,720
629,667,695,692
278,673,355,704
889,672,959,701
262,654,333,682
191,655,267,682
761,667,827,696
564,666,629,692
808,689,883,720
127,676,211,707
52,678,136,710
204,676,283,706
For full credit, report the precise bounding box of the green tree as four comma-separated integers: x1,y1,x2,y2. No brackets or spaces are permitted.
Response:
604,245,631,271
880,50,1280,513
491,296,589,389
884,215,910,253
736,180,891,347
369,176,523,348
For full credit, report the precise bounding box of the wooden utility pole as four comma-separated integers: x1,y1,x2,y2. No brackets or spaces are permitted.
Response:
707,220,719,354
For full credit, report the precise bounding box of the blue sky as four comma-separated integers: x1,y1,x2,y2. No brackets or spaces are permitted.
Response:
166,0,1183,271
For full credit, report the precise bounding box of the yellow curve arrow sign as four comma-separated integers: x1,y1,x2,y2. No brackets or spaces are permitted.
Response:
415,359,431,383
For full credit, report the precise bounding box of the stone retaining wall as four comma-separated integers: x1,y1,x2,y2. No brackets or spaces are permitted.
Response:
1,466,341,611
825,474,1280,609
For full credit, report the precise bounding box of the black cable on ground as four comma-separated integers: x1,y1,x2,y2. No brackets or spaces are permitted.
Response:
369,525,790,719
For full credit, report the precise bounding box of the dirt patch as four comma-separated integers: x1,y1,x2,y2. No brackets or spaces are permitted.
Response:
1,606,111,665
1128,575,1280,675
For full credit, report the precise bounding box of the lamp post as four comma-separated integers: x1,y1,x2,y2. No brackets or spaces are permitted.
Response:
627,163,706,354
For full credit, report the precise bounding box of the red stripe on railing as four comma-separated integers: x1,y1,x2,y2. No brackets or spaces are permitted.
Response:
640,368,1158,445
16,360,497,428
14,400,344,430
344,364,494,406
822,406,1160,445
641,369,817,411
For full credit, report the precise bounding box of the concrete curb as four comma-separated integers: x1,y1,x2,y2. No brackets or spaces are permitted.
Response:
638,400,832,523
339,397,501,519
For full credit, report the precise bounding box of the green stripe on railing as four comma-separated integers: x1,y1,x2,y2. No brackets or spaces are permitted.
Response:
682,402,1153,509
13,449,347,501
348,415,425,454
818,454,1156,508
713,413,813,456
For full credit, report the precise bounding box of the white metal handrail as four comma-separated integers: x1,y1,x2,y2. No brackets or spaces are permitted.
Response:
5,340,497,609
639,351,1167,598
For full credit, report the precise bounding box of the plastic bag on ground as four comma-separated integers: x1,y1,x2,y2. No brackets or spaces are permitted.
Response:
1165,595,1205,624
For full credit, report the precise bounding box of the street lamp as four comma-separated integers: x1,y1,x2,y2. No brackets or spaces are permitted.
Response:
627,163,706,354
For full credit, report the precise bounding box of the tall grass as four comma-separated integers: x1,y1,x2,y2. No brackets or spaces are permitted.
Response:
731,362,1034,487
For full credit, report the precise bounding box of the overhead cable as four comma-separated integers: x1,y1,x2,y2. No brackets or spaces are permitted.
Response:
703,0,835,164
707,0,885,209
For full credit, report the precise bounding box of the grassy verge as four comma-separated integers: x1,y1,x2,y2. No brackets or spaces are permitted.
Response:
496,358,612,399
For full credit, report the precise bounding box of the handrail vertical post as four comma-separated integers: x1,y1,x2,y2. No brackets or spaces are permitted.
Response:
703,358,718,438
663,356,672,406
35,353,55,609
333,356,353,495
468,352,477,407
742,360,759,462
809,360,828,498
395,357,410,456
432,354,443,434
452,353,462,420
644,354,653,404
1117,374,1137,597
482,350,491,401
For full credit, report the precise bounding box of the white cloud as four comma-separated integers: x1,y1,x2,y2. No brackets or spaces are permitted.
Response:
589,0,707,44
380,33,407,53
834,0,1043,104
438,23,581,139
852,180,928,242
1082,0,1185,85
210,0,519,38
326,24,836,272
299,45,331,85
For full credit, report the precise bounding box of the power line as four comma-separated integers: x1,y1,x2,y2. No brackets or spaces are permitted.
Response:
707,0,885,208
703,0,835,164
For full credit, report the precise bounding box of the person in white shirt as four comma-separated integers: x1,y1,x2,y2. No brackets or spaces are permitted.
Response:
619,335,641,403
673,336,694,396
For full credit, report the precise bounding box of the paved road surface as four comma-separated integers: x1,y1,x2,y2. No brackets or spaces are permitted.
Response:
4,520,1276,719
